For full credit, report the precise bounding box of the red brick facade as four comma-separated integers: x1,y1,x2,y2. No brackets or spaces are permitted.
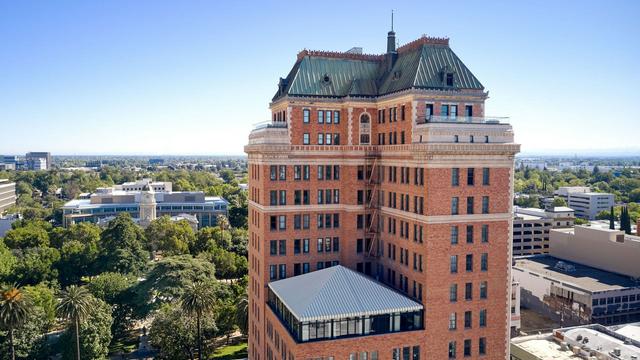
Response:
246,40,519,360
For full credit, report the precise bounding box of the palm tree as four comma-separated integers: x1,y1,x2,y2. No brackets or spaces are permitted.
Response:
57,285,93,360
181,281,217,360
235,294,248,337
216,214,229,236
0,285,33,360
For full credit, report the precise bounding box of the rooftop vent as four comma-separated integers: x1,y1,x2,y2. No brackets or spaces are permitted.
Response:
613,347,621,356
554,261,576,273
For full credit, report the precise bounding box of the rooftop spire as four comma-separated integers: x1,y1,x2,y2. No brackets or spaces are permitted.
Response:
391,9,394,31
387,10,396,54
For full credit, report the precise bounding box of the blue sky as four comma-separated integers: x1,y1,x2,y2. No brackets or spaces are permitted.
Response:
1,0,638,155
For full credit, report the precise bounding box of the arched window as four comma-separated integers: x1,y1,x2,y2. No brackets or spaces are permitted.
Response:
360,113,370,124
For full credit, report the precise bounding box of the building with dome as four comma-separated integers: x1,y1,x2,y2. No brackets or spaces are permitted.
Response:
62,179,228,229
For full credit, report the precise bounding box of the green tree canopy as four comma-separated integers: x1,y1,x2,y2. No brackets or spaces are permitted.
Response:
98,213,149,275
145,216,195,256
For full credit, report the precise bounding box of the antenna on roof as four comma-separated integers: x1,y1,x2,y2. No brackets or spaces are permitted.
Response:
391,9,394,31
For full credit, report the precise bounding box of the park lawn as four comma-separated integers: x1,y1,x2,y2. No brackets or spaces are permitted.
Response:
108,330,139,355
211,342,248,359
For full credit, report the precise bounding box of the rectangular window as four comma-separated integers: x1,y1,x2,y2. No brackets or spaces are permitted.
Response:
303,263,310,274
303,109,310,123
279,190,286,205
480,281,487,299
451,226,458,245
294,165,301,180
451,197,459,215
334,111,340,124
450,255,458,273
466,225,473,244
270,216,277,231
448,341,456,359
278,215,286,230
463,340,471,357
467,168,474,185
270,240,277,256
465,254,473,272
294,214,301,229
303,238,309,253
317,238,323,252
482,196,489,214
279,240,286,255
279,165,286,180
479,338,486,355
479,309,487,327
452,168,459,186
303,133,309,144
318,133,324,145
449,313,457,330
333,237,340,252
465,282,473,300
426,103,433,118
441,104,449,116
333,165,340,180
481,225,488,243
269,265,276,280
326,110,332,124
464,311,472,329
482,168,490,185
450,284,458,302
465,105,473,118
303,165,310,180
481,253,488,271
294,239,301,254
412,346,419,360
278,264,286,279
467,197,474,214
325,133,332,145
318,110,324,124
270,190,277,206
270,165,277,180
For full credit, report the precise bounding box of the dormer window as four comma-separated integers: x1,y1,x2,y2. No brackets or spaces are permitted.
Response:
446,73,454,87
392,70,402,80
322,73,331,85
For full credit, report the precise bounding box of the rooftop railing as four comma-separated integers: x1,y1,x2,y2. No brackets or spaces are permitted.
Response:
252,120,288,130
417,115,508,124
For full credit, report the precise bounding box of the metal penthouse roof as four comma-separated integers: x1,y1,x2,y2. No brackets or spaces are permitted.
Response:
268,265,423,322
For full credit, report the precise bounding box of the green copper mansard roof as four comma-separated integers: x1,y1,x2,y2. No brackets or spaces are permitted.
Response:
273,36,484,100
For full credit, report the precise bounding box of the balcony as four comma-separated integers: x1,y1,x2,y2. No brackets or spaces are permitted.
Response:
252,120,288,129
247,120,289,145
416,115,508,125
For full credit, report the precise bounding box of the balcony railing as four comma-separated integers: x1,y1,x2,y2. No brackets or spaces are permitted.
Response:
417,115,508,124
253,120,288,130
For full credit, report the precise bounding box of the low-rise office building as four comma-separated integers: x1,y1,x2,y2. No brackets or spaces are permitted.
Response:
62,180,228,229
0,179,16,213
554,187,615,220
25,152,51,170
513,206,575,256
513,255,640,327
551,225,640,279
510,322,640,360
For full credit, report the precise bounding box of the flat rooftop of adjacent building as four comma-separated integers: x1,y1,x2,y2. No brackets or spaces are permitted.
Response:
268,265,423,322
513,323,640,359
513,255,640,293
63,195,227,209
512,336,578,359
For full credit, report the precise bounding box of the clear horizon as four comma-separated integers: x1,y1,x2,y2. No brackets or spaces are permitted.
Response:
1,0,639,155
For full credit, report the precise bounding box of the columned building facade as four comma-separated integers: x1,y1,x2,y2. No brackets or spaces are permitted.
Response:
246,33,519,359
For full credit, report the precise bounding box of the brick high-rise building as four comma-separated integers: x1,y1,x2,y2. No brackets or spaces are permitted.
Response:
246,30,519,360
